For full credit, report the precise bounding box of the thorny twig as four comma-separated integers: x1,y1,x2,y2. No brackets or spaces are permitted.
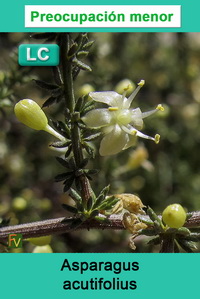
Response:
0,211,199,242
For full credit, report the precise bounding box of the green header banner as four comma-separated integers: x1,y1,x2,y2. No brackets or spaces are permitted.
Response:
0,0,198,32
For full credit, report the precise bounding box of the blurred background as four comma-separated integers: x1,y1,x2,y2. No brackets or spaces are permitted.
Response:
1,32,200,252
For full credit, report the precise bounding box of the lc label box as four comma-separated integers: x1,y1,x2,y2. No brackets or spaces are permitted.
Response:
18,44,59,66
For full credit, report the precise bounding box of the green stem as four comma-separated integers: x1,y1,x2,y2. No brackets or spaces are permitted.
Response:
60,33,75,113
71,117,91,207
71,115,83,167
60,33,91,206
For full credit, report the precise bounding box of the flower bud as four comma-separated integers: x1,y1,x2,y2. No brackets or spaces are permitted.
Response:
162,204,186,228
14,99,66,141
14,99,48,131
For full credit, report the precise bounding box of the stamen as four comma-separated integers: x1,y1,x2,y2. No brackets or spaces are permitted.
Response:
156,104,164,112
108,107,119,111
124,79,145,108
135,129,156,141
121,125,136,135
121,84,134,102
122,125,154,141
154,134,160,144
142,109,157,118
142,104,164,119
130,130,137,135
138,79,145,87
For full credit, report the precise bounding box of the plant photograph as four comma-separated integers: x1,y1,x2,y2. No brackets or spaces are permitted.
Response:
0,32,200,253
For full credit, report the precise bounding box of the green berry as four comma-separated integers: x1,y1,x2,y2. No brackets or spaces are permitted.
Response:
78,84,95,96
162,204,186,228
39,198,52,211
28,235,52,246
12,197,27,211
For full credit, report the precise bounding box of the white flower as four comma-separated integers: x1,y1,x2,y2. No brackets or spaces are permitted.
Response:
82,80,163,156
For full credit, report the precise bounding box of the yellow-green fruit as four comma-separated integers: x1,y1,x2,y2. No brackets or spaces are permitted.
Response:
32,245,53,253
39,198,52,211
28,235,52,246
14,99,48,130
78,84,95,97
162,204,186,228
12,197,27,211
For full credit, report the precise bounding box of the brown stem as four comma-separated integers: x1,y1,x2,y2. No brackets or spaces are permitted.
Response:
185,211,200,227
1,212,200,242
159,234,174,253
0,214,123,242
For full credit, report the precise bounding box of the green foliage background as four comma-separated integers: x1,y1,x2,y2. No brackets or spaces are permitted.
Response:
1,32,200,252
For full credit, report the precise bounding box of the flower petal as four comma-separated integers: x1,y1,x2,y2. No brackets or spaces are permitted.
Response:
130,108,143,129
89,91,124,107
99,125,128,156
82,109,112,128
123,135,137,150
